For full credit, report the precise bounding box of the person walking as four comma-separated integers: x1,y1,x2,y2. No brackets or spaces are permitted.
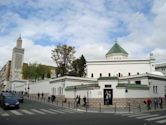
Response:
41,92,44,99
147,98,152,110
37,92,40,100
83,96,86,106
159,97,163,109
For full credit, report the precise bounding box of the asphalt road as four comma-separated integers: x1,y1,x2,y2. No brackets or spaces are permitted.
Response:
0,99,166,125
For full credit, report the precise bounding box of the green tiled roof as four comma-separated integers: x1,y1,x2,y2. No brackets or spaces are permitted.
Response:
116,83,149,90
65,84,100,91
98,77,118,80
106,42,128,55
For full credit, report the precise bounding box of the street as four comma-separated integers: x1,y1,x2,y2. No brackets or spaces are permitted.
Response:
0,99,166,125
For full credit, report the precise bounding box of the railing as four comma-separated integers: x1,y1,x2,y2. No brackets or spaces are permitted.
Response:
25,95,166,113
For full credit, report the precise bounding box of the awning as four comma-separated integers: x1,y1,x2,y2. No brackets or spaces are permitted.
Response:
116,83,149,90
65,84,100,91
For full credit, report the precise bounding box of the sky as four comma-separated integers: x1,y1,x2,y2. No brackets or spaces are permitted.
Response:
0,0,166,68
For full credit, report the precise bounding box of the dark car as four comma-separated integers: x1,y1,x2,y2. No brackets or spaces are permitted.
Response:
0,92,20,109
14,93,24,103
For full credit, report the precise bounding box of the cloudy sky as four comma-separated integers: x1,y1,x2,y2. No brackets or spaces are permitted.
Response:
0,0,166,68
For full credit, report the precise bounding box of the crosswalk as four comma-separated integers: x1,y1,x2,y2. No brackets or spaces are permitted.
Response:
0,108,83,117
117,112,166,124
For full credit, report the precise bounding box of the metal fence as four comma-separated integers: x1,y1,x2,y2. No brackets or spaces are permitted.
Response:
25,95,166,113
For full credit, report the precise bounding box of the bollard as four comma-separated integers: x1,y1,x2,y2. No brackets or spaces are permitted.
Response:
128,103,130,112
114,103,116,112
99,103,101,112
139,104,141,112
68,101,70,108
62,101,63,107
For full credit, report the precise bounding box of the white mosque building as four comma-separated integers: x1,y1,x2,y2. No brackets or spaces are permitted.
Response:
9,40,166,107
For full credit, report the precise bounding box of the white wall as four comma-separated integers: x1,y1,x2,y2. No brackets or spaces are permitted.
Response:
87,60,155,78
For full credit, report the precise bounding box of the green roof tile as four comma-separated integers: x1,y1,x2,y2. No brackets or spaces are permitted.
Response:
116,83,149,90
106,42,128,55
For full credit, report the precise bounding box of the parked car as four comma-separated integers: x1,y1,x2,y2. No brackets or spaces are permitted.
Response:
0,92,20,109
13,93,24,103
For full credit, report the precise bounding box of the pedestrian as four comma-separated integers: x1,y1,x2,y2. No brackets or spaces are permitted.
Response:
83,96,86,106
41,92,44,99
78,96,81,105
51,95,56,103
48,96,50,102
37,92,40,100
147,98,152,110
153,98,157,109
159,97,163,109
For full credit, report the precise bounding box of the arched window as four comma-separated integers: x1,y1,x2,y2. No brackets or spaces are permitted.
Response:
128,73,131,76
137,72,139,75
91,73,93,78
100,73,102,77
108,73,111,77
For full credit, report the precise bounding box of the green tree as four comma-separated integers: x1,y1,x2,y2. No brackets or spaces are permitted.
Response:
69,55,86,77
22,63,52,81
51,44,75,76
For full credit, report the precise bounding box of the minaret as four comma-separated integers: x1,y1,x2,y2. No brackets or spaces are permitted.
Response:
10,35,24,81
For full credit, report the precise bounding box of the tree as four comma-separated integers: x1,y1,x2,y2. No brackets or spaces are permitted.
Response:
79,55,86,77
51,44,75,76
22,63,52,81
69,55,86,77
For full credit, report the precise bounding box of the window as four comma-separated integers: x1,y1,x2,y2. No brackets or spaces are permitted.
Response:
128,73,131,76
135,81,141,85
153,86,158,93
100,73,102,77
108,73,111,77
137,72,139,75
91,73,93,78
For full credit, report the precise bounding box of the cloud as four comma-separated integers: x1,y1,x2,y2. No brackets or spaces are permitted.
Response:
1,0,166,69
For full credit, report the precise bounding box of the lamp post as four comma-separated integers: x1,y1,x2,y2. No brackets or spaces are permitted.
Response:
28,85,30,97
74,86,77,108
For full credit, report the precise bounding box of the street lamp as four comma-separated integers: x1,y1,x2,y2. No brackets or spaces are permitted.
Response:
28,85,30,97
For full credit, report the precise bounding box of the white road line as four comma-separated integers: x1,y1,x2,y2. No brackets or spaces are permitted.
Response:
119,113,133,116
61,109,75,113
49,109,65,114
1,112,9,117
40,109,56,114
21,109,35,115
128,114,149,117
146,116,166,121
136,114,159,119
10,110,23,115
156,119,166,124
31,109,45,114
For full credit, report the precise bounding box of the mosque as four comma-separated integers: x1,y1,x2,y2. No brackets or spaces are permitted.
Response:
1,37,166,107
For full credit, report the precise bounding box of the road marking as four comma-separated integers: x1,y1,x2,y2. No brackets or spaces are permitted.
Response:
119,113,133,116
156,119,166,124
49,109,65,114
1,112,9,117
31,109,45,114
21,109,35,115
146,116,166,121
136,114,159,119
40,109,56,114
128,114,149,117
10,110,23,115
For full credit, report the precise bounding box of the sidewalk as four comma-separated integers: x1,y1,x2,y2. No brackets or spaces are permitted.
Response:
25,96,166,114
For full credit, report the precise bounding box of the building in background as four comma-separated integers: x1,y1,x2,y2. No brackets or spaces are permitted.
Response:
0,36,56,90
155,63,166,76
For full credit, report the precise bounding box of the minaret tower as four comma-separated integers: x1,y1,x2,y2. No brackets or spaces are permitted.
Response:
10,35,24,81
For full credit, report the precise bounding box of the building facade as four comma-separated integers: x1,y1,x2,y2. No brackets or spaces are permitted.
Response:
11,41,166,107
155,63,166,76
